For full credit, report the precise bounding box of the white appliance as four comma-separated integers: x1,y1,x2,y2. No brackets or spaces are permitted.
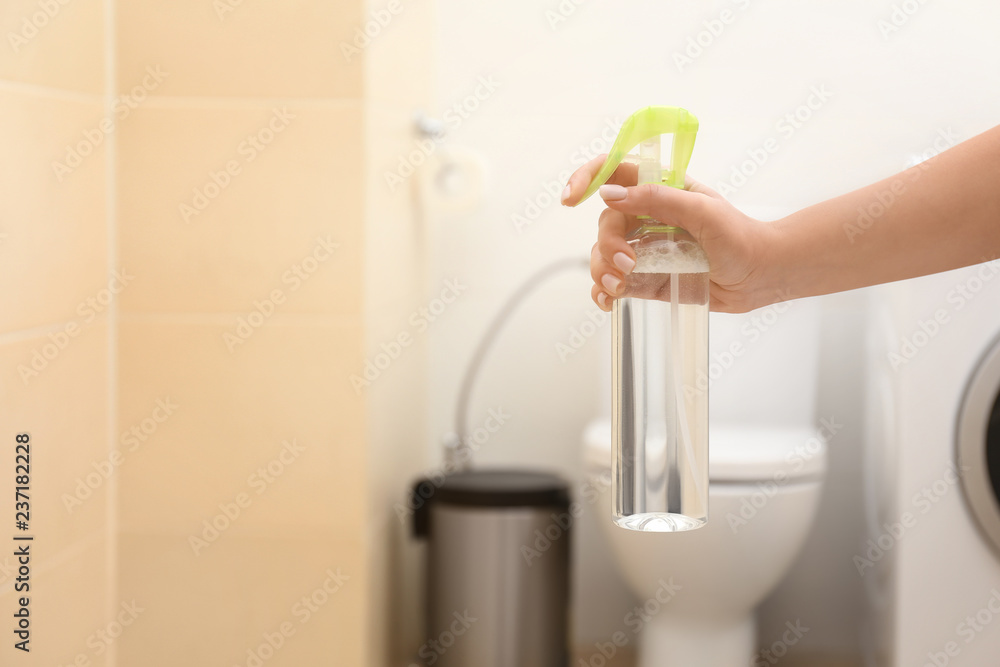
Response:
863,260,1000,666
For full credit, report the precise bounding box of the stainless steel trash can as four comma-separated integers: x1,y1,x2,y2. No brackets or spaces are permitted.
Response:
412,469,571,667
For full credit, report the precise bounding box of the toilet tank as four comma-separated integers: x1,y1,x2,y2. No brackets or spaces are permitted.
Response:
707,294,821,428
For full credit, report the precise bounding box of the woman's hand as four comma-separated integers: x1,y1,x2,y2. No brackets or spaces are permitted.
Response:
562,154,780,314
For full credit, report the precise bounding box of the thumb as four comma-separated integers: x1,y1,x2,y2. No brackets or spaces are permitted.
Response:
599,182,712,239
684,175,724,200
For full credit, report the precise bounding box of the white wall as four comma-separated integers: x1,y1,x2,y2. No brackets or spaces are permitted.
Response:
417,0,1000,659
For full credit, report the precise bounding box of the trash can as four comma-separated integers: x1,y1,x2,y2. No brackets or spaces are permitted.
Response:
412,469,571,667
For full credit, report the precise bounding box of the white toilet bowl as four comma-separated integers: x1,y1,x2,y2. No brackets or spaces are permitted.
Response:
584,419,827,667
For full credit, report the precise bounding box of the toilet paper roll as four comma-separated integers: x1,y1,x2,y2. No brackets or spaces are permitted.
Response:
418,146,487,215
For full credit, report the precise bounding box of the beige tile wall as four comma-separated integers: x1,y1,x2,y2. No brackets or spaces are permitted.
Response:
115,319,365,538
117,534,364,666
116,0,362,99
2,0,432,663
116,103,363,316
114,1,379,665
0,89,108,332
0,324,110,665
0,0,105,93
0,2,111,665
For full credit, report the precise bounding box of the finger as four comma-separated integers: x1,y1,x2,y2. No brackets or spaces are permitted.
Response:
596,208,637,273
590,243,626,296
562,154,639,206
596,206,630,243
684,174,723,200
591,284,612,312
599,182,711,240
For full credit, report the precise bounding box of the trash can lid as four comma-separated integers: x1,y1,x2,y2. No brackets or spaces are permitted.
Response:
411,468,570,538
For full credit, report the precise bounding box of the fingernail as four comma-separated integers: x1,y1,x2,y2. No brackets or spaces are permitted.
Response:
599,184,627,201
613,252,635,274
597,292,609,309
601,273,622,294
561,184,571,204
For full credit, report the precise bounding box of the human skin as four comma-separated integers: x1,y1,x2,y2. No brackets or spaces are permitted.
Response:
562,124,1000,313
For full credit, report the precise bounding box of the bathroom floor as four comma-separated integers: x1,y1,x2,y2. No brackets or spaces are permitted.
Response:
779,657,862,667
571,648,862,666
572,647,634,666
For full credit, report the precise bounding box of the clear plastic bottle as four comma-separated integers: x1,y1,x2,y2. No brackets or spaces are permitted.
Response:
570,107,708,532
612,225,709,531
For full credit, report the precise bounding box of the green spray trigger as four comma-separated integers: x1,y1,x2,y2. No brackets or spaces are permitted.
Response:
573,106,699,205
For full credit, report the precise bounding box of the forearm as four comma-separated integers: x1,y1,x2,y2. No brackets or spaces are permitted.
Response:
762,124,1000,303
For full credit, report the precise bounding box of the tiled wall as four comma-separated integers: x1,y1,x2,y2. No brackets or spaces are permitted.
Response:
0,0,111,665
3,0,433,664
114,1,370,665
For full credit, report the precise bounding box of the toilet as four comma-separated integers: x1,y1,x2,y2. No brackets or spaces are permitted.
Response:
584,420,827,665
583,276,829,666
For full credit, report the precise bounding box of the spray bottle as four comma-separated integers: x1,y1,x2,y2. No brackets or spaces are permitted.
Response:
573,107,708,531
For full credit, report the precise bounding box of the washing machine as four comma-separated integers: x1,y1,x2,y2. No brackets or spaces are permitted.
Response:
863,259,1000,666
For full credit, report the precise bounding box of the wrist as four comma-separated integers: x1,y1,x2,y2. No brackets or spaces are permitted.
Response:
748,214,799,310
